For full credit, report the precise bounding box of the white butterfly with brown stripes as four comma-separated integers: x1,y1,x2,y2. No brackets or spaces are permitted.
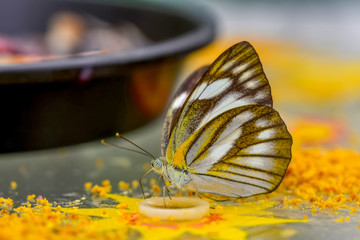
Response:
150,41,292,198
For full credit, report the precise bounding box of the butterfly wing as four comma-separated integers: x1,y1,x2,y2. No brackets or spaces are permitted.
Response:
183,105,292,197
164,42,274,165
161,65,209,156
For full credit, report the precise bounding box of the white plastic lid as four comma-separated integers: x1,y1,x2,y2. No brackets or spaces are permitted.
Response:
138,197,210,221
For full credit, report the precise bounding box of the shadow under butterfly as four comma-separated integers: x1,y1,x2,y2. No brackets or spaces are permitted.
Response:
110,41,293,200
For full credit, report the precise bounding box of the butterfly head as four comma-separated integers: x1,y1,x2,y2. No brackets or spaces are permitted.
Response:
151,157,166,174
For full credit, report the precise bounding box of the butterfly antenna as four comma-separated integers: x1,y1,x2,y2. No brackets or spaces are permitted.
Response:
101,140,151,157
115,133,155,159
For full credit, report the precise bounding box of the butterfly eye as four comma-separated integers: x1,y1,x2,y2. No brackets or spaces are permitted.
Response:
152,159,163,169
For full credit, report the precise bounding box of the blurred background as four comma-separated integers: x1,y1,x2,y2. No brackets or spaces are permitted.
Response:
192,0,360,150
0,0,360,212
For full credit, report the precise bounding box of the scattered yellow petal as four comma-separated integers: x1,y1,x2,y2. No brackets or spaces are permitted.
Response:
102,179,111,187
214,205,223,211
118,181,130,191
10,181,17,190
350,207,357,215
116,203,128,209
174,192,183,197
56,205,62,212
152,185,161,193
4,198,13,206
84,182,93,191
27,194,36,202
36,198,52,207
131,180,139,189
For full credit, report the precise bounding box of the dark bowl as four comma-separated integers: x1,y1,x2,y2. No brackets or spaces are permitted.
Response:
0,0,215,153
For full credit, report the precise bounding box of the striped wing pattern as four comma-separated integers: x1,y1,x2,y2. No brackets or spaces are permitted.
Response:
187,105,292,197
162,41,292,197
161,66,209,156
165,42,274,163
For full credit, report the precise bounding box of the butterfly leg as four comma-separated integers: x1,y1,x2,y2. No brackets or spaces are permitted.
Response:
161,176,172,200
162,184,177,208
139,168,153,199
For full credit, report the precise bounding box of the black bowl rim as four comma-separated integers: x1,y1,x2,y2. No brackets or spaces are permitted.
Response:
0,0,216,74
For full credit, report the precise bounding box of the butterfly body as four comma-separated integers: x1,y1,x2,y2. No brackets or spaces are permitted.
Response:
151,157,192,190
154,41,292,198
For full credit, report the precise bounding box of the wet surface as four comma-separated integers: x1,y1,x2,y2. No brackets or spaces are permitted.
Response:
0,117,162,204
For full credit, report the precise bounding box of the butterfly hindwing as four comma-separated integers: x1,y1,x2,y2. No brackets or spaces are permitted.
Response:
165,41,274,166
184,105,292,197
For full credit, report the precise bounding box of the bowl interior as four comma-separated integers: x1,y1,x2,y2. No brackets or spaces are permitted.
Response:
0,0,195,41
0,0,215,152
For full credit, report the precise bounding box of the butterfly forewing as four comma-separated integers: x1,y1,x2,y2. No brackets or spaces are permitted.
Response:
166,42,273,162
186,105,292,197
161,66,209,156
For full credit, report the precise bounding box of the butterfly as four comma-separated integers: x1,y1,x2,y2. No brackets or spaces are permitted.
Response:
108,41,292,199
146,41,293,199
